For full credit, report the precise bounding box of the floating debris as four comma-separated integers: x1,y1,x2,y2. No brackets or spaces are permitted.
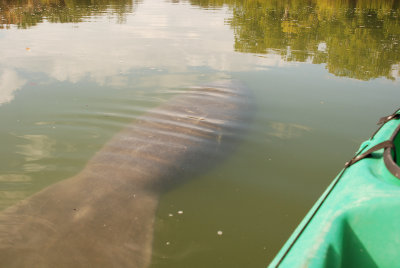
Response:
217,230,223,236
177,210,183,215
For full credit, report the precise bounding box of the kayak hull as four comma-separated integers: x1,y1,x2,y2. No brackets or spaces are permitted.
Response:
270,112,400,268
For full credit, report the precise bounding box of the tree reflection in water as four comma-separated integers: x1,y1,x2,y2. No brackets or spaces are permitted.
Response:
1,0,399,80
190,0,400,81
0,0,139,29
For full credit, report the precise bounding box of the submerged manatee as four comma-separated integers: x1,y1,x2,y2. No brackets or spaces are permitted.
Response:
0,80,251,267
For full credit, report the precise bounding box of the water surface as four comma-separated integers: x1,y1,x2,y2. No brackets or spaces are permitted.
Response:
0,0,399,267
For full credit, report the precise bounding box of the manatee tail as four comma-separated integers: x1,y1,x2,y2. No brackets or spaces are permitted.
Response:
0,174,158,267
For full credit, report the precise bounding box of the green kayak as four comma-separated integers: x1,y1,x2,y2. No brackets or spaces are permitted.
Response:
269,109,400,268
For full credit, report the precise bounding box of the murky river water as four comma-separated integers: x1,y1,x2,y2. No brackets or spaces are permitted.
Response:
0,0,399,267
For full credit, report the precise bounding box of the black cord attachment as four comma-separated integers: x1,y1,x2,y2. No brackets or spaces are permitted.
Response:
378,113,400,125
345,140,394,168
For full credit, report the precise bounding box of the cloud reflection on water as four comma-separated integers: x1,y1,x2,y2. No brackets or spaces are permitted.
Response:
0,0,290,106
0,69,26,105
16,134,55,172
